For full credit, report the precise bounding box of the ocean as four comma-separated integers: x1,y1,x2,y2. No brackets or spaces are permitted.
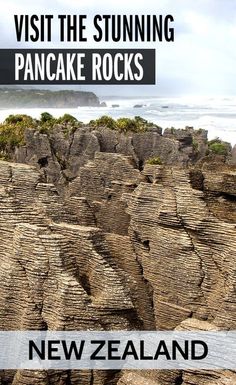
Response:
0,96,235,146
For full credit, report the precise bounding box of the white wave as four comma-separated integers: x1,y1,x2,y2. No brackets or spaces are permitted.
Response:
0,96,236,146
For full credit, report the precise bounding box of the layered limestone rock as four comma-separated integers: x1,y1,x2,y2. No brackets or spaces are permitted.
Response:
0,158,153,384
69,152,144,235
118,372,161,385
0,143,235,385
14,125,209,191
124,164,236,330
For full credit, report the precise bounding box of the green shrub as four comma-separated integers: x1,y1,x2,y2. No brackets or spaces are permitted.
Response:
89,115,159,133
4,114,34,125
116,117,138,132
57,114,79,125
40,112,54,123
0,114,37,157
39,112,57,132
89,115,116,129
5,114,28,124
116,116,159,133
192,139,199,152
208,139,229,156
0,124,26,152
146,156,163,165
133,116,155,131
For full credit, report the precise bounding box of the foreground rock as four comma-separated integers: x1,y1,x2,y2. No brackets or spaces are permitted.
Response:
0,148,235,384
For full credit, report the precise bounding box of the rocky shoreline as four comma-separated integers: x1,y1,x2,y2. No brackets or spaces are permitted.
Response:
0,115,235,384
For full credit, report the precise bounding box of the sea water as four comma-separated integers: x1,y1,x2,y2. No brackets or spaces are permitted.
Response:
0,95,235,146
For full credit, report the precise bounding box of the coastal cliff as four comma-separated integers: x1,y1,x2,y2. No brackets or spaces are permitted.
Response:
0,89,101,108
0,117,235,385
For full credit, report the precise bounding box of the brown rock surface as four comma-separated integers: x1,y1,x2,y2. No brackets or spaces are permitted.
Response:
0,131,235,385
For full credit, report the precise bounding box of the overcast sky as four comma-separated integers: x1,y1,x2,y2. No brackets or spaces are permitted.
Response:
0,0,235,97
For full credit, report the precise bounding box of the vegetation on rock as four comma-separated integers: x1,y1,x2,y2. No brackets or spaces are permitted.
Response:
40,112,54,123
89,115,117,130
0,113,82,158
89,115,159,133
0,115,36,160
146,156,163,165
57,114,82,126
208,138,230,156
192,139,199,152
0,113,232,163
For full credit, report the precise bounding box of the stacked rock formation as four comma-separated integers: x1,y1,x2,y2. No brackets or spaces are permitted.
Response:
14,125,209,192
0,124,235,385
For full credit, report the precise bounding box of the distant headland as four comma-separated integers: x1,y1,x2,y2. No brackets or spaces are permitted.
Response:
0,88,102,108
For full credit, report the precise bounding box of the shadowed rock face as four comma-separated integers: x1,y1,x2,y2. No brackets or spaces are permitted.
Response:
0,131,235,384
14,125,209,193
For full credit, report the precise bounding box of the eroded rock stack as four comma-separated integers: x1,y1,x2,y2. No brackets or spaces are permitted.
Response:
14,125,209,192
0,125,235,384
